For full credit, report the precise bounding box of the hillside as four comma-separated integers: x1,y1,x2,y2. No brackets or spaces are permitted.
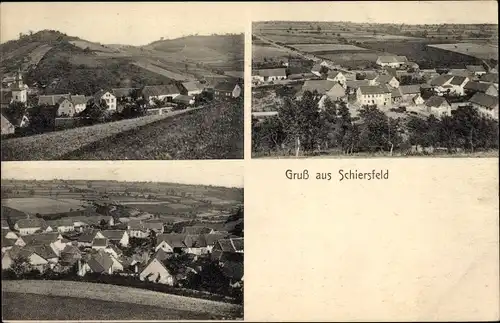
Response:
0,30,244,96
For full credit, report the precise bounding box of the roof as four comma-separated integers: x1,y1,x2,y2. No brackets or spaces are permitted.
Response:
1,236,16,248
112,88,139,98
425,96,449,108
215,237,243,253
181,226,212,235
142,84,181,97
173,94,193,104
480,73,499,84
255,68,287,77
128,220,145,230
384,67,398,78
93,89,114,102
448,69,472,78
391,88,402,98
101,230,126,241
0,90,12,106
140,257,171,276
181,81,204,92
183,234,207,248
92,238,108,247
214,81,238,92
466,65,486,73
143,221,164,230
469,92,499,110
377,55,408,64
300,80,337,95
38,94,88,106
376,74,396,84
25,244,58,260
77,229,100,243
15,218,48,229
62,244,81,254
464,81,495,93
346,80,370,89
156,233,187,248
53,219,74,227
311,63,323,73
87,251,113,273
153,248,171,262
430,74,453,86
203,233,229,246
21,232,61,246
358,85,391,95
327,70,343,79
399,85,421,95
364,72,378,80
449,76,468,86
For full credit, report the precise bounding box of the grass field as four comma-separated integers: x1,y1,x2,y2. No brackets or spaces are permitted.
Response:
1,108,198,161
290,44,367,52
427,42,498,61
132,59,193,81
1,197,86,215
2,280,242,320
59,102,244,160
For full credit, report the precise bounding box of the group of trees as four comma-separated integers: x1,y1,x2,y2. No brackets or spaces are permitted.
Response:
252,91,499,156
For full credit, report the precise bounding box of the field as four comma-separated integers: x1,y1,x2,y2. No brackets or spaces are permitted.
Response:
290,44,367,52
132,59,194,81
27,44,53,66
69,40,118,53
2,280,242,320
60,102,244,160
2,197,86,215
427,42,498,61
1,108,199,161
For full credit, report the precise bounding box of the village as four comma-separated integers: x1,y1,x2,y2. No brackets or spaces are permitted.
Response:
1,180,244,305
1,70,243,136
252,54,499,121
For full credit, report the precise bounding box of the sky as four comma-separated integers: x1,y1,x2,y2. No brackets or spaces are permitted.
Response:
1,161,244,188
1,1,497,46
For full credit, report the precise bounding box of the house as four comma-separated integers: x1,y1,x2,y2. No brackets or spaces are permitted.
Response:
448,69,474,79
127,220,149,238
38,94,88,116
54,219,75,233
142,84,182,105
356,85,392,108
155,233,186,252
93,90,117,111
398,85,422,102
112,88,140,101
326,71,346,86
92,238,108,250
297,80,337,98
253,68,287,83
413,94,425,105
78,251,115,276
181,226,214,235
143,220,164,234
5,244,57,272
101,230,129,247
364,72,379,86
14,218,52,236
139,257,174,285
430,74,469,96
311,63,323,77
214,82,242,100
15,232,66,256
1,236,17,253
173,94,195,106
180,81,204,96
425,96,452,117
220,260,244,288
9,71,28,104
464,81,498,97
469,92,499,120
345,80,371,94
77,229,104,247
318,83,347,109
59,244,82,265
103,244,123,260
466,65,487,77
1,113,15,135
376,56,408,68
374,74,400,89
182,234,208,255
211,237,244,262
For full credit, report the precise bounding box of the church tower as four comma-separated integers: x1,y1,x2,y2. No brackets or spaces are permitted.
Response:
11,70,27,104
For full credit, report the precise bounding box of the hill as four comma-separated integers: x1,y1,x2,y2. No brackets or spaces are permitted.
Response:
0,30,244,96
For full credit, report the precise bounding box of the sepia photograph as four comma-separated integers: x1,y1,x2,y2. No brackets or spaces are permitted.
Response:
251,1,499,158
0,2,244,160
1,162,244,320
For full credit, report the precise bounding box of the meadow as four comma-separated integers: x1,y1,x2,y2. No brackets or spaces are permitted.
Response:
2,280,242,320
1,108,199,161
1,197,86,215
60,101,244,160
427,42,498,61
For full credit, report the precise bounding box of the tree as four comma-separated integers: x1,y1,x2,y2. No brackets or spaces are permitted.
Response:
319,65,329,77
81,98,108,123
10,256,33,277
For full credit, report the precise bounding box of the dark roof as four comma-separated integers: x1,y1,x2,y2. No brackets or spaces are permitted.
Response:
469,92,499,110
92,238,108,247
480,73,499,84
449,76,468,86
77,229,101,243
376,74,396,84
181,81,204,92
87,251,113,273
156,233,186,248
346,80,370,89
25,244,58,260
15,218,48,229
183,234,207,248
173,94,193,104
0,90,12,106
430,74,453,86
425,96,449,108
464,81,494,93
300,80,337,95
399,85,421,95
255,68,287,77
358,85,391,95
142,84,181,97
203,233,229,246
101,230,126,241
21,232,61,246
1,236,16,247
327,71,342,79
215,237,243,253
214,82,238,92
